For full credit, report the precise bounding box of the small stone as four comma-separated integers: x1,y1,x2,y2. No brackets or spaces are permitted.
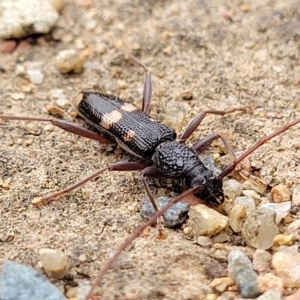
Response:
0,0,59,39
179,90,193,100
202,156,222,176
257,289,281,300
223,179,243,200
273,234,293,250
15,64,26,76
272,250,300,287
257,273,284,294
235,268,259,298
253,249,272,273
216,291,237,299
187,204,228,237
228,249,253,279
48,89,68,107
242,180,266,195
292,186,300,206
10,92,25,101
234,196,255,213
228,204,246,233
46,105,65,117
39,248,69,279
241,209,278,249
260,201,291,224
206,294,218,300
1,182,10,190
270,184,291,203
56,49,84,74
210,277,235,293
196,236,212,247
0,261,66,300
27,69,45,85
65,286,78,298
1,40,17,53
183,227,191,235
117,79,127,89
212,232,229,243
140,197,190,228
78,254,87,262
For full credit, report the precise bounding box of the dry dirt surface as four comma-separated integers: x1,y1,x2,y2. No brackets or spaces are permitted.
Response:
1,0,300,299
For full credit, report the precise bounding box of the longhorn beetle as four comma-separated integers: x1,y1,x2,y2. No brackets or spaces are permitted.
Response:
1,55,300,298
0,55,254,237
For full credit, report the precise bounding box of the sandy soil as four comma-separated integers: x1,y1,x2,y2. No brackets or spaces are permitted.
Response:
1,0,300,299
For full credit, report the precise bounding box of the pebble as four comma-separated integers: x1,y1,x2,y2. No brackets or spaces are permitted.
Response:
242,180,266,195
273,234,293,250
228,204,246,233
56,49,84,74
179,89,193,100
0,260,66,300
292,186,300,206
27,69,45,85
234,196,255,213
196,236,213,247
0,40,17,53
0,0,59,39
242,189,260,202
39,248,69,279
48,89,68,107
202,156,222,176
223,179,243,200
270,184,291,203
257,289,281,300
228,249,253,279
216,291,237,300
187,204,228,237
253,249,272,273
272,250,300,287
210,277,235,293
241,209,278,249
10,92,25,101
257,273,284,294
260,201,291,224
235,268,260,298
140,196,190,228
46,105,65,117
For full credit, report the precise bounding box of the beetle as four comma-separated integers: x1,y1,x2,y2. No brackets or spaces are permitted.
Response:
1,55,300,239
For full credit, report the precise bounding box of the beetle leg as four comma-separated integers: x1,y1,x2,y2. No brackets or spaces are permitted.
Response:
125,54,152,115
32,162,147,205
179,106,252,143
141,166,166,239
0,115,115,144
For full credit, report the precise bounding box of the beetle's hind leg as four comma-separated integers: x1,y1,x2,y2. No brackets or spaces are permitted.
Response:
0,115,115,144
32,162,147,205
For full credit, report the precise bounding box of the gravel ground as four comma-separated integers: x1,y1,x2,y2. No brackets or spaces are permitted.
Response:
1,0,300,299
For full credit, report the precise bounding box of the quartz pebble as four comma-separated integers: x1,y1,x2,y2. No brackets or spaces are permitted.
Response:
270,184,290,203
187,204,228,237
27,69,45,84
253,249,272,273
241,209,278,249
39,248,69,279
260,201,291,224
257,289,281,300
228,204,246,233
234,196,255,213
209,277,235,293
140,197,190,228
0,0,59,39
196,236,212,247
56,49,84,74
272,250,300,287
223,179,243,200
257,273,284,294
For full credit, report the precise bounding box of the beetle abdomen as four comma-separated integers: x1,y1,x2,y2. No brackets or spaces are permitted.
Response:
75,92,176,158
